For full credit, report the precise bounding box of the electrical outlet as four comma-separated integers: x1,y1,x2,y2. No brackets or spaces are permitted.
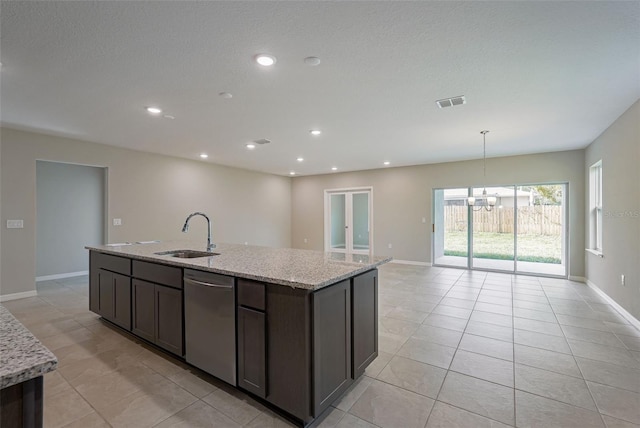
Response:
388,243,392,249
621,274,625,286
113,218,122,226
6,219,24,229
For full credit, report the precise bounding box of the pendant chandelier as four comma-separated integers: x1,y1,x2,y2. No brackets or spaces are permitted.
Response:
467,130,497,211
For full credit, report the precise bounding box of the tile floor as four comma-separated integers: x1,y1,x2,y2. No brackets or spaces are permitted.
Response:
3,263,640,427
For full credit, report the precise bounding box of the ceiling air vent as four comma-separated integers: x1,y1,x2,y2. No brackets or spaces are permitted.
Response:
254,138,271,145
436,95,466,109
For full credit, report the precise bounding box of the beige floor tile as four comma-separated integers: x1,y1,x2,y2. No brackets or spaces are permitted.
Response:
377,355,446,398
465,321,513,342
469,310,513,328
450,350,514,387
349,379,434,428
243,410,297,427
167,369,219,398
426,401,512,428
562,325,627,348
556,314,611,332
378,331,409,354
385,307,429,323
458,333,513,361
314,407,346,428
515,364,596,410
59,348,146,387
576,357,640,393
514,344,582,377
44,370,73,397
412,324,463,348
62,411,110,428
616,334,640,351
43,387,94,428
605,322,640,337
568,339,640,370
40,326,95,351
588,382,640,425
514,329,571,353
474,301,513,315
422,314,468,332
201,388,262,425
514,317,563,337
515,390,605,428
334,413,378,428
601,415,640,428
154,400,241,427
397,337,456,369
438,371,514,426
431,304,472,320
332,375,374,412
364,351,393,378
512,307,557,322
99,379,197,427
439,297,476,310
378,317,420,338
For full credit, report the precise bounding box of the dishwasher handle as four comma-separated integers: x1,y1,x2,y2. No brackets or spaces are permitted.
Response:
184,277,234,289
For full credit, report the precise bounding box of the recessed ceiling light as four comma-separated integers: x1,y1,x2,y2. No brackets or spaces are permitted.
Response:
200,153,208,159
304,56,321,66
163,114,175,120
383,161,390,166
219,92,233,99
331,167,338,171
246,143,256,150
289,171,296,176
255,54,276,66
296,157,304,162
309,129,321,136
145,106,162,115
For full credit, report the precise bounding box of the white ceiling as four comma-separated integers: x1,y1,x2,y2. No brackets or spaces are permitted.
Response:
1,1,639,176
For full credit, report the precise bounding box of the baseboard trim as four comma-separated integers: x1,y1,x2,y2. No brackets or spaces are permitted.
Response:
569,275,586,283
0,291,38,302
391,259,432,267
36,271,88,282
586,279,640,331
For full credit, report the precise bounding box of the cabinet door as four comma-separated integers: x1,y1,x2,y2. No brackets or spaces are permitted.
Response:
132,279,155,343
155,284,183,356
352,269,378,378
112,273,131,330
238,307,266,398
97,269,114,320
313,279,352,416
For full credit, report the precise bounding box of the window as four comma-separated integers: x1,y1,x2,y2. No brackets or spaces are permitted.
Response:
589,161,603,252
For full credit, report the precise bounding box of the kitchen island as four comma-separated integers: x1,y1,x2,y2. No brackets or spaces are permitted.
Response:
1,305,58,428
86,241,390,427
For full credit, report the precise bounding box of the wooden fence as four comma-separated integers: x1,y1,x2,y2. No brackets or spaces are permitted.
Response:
444,205,562,236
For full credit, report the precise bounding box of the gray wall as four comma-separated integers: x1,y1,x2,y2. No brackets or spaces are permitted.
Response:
291,150,585,277
36,161,105,277
585,100,640,320
0,128,292,297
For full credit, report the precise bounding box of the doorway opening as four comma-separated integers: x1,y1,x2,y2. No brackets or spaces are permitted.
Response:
36,161,107,281
324,187,373,254
433,184,567,277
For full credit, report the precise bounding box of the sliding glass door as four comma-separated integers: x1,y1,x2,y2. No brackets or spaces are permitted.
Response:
471,186,515,271
433,183,567,277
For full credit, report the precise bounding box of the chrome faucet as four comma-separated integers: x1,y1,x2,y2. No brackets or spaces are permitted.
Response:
182,212,216,252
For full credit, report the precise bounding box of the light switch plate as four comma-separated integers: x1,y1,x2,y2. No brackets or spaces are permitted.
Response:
113,218,122,226
7,219,24,229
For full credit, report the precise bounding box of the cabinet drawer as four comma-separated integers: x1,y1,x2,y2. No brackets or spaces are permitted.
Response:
238,279,265,311
93,252,131,275
132,260,182,289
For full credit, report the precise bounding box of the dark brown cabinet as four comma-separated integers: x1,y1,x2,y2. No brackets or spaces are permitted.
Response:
90,252,131,330
237,279,267,398
131,261,183,356
313,279,352,415
352,269,378,378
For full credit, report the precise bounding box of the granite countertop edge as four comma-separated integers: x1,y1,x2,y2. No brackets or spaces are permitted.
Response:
0,306,58,389
86,242,392,290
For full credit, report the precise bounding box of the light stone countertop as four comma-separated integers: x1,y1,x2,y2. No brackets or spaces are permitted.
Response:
0,305,58,389
86,240,391,290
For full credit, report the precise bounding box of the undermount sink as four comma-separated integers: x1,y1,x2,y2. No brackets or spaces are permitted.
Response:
154,249,220,259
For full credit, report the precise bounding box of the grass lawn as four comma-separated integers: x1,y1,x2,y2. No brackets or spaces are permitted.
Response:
444,231,562,264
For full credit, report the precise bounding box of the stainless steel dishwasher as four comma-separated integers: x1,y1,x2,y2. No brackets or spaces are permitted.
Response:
184,269,236,386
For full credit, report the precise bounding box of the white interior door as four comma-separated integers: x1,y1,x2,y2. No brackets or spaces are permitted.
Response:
326,189,372,253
